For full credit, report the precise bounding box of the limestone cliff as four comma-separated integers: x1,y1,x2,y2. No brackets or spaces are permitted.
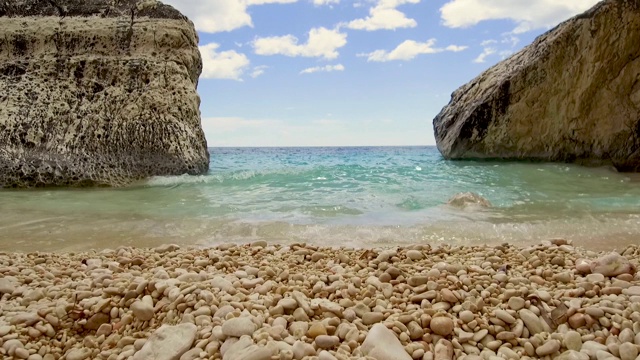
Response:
433,0,640,171
0,0,209,187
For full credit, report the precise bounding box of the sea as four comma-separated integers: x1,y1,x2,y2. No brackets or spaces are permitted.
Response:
1,146,640,252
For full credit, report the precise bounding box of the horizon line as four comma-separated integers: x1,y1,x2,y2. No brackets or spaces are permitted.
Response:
207,144,437,148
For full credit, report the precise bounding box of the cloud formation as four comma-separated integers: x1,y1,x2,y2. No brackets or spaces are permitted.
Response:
440,0,601,33
163,0,297,33
199,43,250,80
300,64,345,74
346,0,420,31
313,0,339,5
360,39,467,62
253,27,347,60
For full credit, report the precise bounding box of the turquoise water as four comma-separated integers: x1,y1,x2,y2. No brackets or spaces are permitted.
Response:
2,146,640,252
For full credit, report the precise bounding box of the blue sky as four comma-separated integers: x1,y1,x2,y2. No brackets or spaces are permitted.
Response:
163,0,601,147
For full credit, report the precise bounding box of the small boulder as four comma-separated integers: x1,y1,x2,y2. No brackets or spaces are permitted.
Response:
361,323,412,360
222,317,258,338
132,323,197,360
590,252,635,277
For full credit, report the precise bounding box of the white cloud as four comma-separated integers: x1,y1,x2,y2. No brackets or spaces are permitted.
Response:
300,64,345,74
473,46,496,63
473,35,520,64
360,39,467,62
250,65,268,78
253,27,347,60
313,0,339,5
440,0,601,34
163,0,297,33
199,43,250,80
346,0,420,31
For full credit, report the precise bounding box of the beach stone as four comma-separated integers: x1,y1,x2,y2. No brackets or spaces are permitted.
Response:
211,277,235,292
459,310,474,323
586,273,606,283
278,298,298,311
497,347,519,359
430,317,454,336
619,328,634,344
568,313,586,329
557,350,591,360
363,312,384,325
361,323,412,360
65,348,91,360
154,244,181,254
10,313,41,326
591,253,634,277
582,341,609,354
315,335,339,349
406,250,423,261
179,348,201,360
14,348,30,359
292,291,312,314
131,296,154,321
536,340,561,356
519,309,544,334
84,313,110,330
133,323,197,360
619,342,638,360
222,317,258,338
3,339,24,355
564,331,582,351
408,276,429,286
508,297,525,311
495,309,516,324
318,350,338,360
622,286,640,296
554,271,573,283
576,259,593,274
292,341,315,360
434,339,454,360
224,342,272,360
307,322,327,338
0,325,12,336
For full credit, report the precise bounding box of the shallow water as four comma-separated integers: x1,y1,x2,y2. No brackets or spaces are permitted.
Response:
1,147,640,252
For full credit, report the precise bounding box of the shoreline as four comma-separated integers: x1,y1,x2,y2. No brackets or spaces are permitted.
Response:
1,241,639,360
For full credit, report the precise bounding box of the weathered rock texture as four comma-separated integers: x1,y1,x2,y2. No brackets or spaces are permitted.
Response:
0,0,209,187
434,0,640,171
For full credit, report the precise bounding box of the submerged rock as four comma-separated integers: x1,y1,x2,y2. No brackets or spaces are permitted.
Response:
433,0,640,171
447,192,491,208
0,0,209,187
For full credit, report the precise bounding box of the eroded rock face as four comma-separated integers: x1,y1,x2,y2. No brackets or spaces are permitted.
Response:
433,0,640,171
0,0,209,187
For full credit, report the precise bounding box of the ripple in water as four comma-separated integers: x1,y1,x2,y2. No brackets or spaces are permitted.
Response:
1,146,640,252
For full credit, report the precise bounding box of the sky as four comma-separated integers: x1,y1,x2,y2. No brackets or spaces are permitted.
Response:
163,0,601,147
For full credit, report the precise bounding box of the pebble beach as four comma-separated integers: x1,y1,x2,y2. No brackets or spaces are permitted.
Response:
1,240,640,360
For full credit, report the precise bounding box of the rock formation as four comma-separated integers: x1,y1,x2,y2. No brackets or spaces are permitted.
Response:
0,0,209,187
433,0,640,171
447,192,491,209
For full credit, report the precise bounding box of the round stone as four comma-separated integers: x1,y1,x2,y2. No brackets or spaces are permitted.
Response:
430,316,454,336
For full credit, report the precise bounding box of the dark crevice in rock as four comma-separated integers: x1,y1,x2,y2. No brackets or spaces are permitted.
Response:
47,0,66,17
